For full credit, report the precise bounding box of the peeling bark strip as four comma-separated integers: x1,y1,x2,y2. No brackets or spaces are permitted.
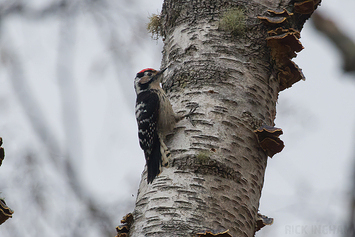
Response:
130,0,319,236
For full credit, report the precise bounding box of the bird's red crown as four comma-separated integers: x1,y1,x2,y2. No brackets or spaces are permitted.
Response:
138,68,155,74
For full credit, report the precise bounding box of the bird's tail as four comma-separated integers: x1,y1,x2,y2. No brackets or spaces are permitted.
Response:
146,142,162,184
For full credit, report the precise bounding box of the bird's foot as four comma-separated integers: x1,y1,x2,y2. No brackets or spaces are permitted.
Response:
184,104,199,126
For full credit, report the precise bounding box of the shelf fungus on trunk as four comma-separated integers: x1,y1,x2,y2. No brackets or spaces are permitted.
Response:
254,125,284,158
196,229,232,237
258,9,293,25
0,137,4,167
266,27,305,91
115,213,133,237
294,0,321,15
255,213,274,232
258,8,306,91
0,199,14,225
258,1,321,91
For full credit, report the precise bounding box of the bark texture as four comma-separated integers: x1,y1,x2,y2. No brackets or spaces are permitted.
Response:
130,0,315,236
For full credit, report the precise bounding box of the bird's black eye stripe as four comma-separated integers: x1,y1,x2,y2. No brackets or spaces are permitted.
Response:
137,69,155,78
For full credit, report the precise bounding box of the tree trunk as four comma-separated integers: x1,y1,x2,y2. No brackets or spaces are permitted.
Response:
129,0,318,236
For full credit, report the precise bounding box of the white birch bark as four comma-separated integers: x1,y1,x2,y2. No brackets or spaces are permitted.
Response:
130,0,313,236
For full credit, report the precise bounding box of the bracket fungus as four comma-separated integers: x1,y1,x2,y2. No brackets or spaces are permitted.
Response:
278,61,305,91
267,28,303,52
0,199,13,225
267,9,293,17
266,28,305,90
196,229,232,237
254,125,284,158
294,0,321,15
257,8,293,25
258,16,287,25
115,213,133,237
0,137,4,166
258,6,306,91
255,213,274,232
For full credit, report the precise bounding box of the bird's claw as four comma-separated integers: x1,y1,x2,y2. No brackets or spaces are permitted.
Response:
185,104,199,126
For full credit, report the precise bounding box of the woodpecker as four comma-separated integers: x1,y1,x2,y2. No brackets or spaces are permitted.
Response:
134,68,195,183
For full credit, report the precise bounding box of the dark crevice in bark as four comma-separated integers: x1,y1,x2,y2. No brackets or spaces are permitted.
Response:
173,155,242,182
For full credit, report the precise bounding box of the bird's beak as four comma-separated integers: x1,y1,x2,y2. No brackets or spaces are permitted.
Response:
156,67,167,76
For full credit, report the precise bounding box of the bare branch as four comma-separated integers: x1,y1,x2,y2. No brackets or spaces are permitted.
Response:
90,10,135,104
56,9,82,168
312,12,355,72
0,42,62,161
0,0,107,19
1,31,115,237
0,1,67,19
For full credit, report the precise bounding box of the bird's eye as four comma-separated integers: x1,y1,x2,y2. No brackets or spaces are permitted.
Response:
147,73,152,76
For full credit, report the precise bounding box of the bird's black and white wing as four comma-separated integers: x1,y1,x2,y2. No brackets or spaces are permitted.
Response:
135,90,161,183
